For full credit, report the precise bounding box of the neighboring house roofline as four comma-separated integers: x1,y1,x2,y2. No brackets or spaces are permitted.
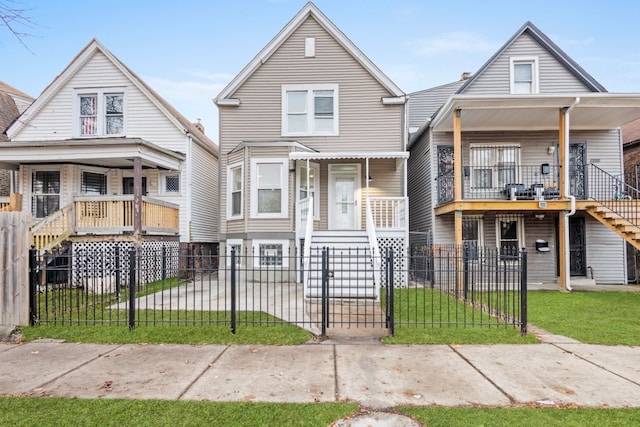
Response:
623,118,640,145
6,38,218,158
456,21,607,94
214,1,404,104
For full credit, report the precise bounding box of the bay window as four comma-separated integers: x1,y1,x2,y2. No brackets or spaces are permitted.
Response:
251,158,288,218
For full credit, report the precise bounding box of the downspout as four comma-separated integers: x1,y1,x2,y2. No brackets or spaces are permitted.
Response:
562,97,580,291
186,134,193,242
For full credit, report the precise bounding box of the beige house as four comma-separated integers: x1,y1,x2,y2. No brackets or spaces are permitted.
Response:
408,22,640,288
215,2,408,298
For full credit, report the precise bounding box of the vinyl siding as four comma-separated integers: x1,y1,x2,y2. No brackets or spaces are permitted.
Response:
408,130,433,234
585,215,626,284
219,15,404,236
190,141,218,243
462,33,594,95
408,81,465,130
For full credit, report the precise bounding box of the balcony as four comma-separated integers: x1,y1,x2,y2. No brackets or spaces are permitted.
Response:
436,164,561,205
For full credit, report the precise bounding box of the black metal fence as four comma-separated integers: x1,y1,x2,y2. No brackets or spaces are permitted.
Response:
29,244,527,335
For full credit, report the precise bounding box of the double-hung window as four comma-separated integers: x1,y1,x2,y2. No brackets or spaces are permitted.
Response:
470,145,520,189
251,158,288,218
227,163,243,219
510,57,539,94
32,170,60,219
282,84,338,136
76,89,125,136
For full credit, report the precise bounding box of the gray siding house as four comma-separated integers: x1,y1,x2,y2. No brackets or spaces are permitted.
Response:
408,22,640,288
215,2,408,298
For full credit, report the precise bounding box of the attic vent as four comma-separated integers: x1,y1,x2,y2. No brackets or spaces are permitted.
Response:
305,37,315,57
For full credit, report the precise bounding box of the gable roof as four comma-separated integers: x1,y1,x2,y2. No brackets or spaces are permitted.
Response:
0,81,32,142
215,1,403,104
457,21,607,94
7,39,217,156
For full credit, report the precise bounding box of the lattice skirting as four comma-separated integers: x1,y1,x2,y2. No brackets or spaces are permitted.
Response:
71,241,180,292
378,235,407,288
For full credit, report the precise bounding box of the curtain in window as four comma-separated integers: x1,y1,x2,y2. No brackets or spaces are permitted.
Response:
32,171,60,218
82,172,107,195
80,95,97,135
105,94,124,134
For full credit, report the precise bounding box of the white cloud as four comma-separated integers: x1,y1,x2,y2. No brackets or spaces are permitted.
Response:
412,32,495,56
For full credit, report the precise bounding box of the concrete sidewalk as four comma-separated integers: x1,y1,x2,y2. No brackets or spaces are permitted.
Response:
1,335,640,410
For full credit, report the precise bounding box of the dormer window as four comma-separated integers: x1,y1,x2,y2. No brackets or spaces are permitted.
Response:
510,57,539,94
76,89,125,136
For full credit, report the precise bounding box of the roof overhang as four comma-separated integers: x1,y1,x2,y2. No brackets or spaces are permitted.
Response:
289,151,409,161
431,94,640,132
0,138,185,170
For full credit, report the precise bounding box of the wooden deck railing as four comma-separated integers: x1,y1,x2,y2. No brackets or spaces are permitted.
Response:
0,193,23,212
31,195,179,251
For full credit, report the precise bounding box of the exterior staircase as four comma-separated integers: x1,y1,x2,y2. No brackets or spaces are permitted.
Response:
586,201,640,250
306,230,378,299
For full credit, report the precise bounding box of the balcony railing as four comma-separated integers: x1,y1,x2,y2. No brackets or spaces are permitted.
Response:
437,164,561,204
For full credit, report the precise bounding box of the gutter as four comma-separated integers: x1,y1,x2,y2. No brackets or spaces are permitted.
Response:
562,97,580,291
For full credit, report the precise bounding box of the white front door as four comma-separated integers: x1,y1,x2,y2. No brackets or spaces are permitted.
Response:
329,164,360,230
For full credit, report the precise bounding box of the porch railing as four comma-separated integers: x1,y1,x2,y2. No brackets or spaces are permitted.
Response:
74,195,179,234
369,197,408,229
437,164,561,203
588,164,640,228
0,193,23,212
300,196,314,290
31,204,74,252
365,198,382,296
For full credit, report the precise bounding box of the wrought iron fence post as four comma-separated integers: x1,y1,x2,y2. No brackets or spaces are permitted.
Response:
128,248,136,330
162,245,167,282
115,245,121,302
387,248,395,337
520,248,528,336
28,247,38,326
463,244,469,300
321,247,329,336
230,248,236,334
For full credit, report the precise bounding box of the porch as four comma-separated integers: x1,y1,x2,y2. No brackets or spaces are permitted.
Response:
31,195,179,252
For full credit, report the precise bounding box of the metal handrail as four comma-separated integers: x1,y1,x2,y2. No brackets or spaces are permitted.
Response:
588,163,640,228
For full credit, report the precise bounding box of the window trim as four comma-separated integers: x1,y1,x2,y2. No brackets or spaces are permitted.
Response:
73,88,127,137
296,162,320,221
509,56,539,94
159,171,181,196
250,158,288,219
281,84,339,136
227,162,243,220
253,239,290,268
495,215,525,260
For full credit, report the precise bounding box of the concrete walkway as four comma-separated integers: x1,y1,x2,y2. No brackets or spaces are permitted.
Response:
2,333,640,410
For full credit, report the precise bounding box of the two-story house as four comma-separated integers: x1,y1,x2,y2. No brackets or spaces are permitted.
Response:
215,2,408,298
408,22,640,289
0,39,219,269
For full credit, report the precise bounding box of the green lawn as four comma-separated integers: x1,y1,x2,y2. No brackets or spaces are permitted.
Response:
527,290,640,345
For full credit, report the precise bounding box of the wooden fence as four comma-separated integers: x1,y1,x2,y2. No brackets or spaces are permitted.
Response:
0,211,31,325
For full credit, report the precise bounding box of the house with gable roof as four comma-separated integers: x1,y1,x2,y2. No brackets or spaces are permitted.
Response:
408,21,640,289
215,2,408,298
0,39,219,261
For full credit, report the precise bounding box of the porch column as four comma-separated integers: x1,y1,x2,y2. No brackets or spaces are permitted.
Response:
558,108,568,290
454,109,464,292
453,108,463,248
133,156,143,242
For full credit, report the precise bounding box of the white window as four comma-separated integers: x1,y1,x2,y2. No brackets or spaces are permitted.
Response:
510,57,539,94
226,239,243,267
251,158,288,218
32,169,60,219
253,239,290,267
496,216,524,260
160,172,180,195
227,163,243,219
75,89,126,136
470,144,520,189
81,170,108,195
282,84,339,136
296,163,320,220
463,216,484,261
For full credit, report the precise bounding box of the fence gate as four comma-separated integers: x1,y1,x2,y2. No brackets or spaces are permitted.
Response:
315,247,393,335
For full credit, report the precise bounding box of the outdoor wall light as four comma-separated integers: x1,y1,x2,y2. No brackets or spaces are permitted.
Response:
547,145,556,155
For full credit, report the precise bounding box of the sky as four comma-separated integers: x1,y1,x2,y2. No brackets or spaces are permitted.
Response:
2,0,640,143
